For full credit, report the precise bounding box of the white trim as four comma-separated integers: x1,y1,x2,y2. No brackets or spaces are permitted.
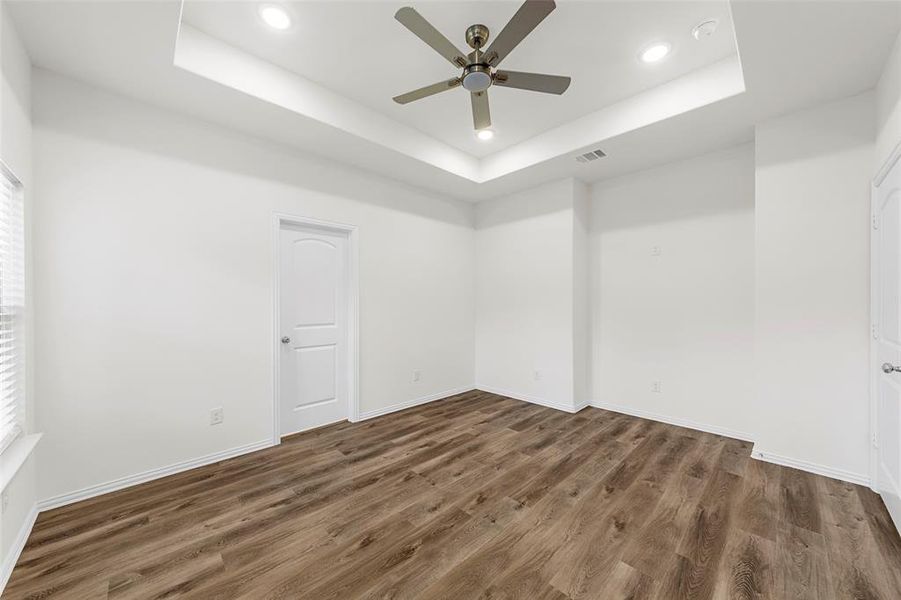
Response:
0,433,41,494
272,213,360,446
37,439,271,512
752,445,870,487
357,386,474,421
0,502,38,593
34,381,469,517
870,180,880,491
475,385,583,414
875,138,901,187
587,400,872,487
281,416,348,438
588,399,754,442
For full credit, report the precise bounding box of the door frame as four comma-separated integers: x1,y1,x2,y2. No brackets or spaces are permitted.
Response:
870,139,901,491
272,213,360,445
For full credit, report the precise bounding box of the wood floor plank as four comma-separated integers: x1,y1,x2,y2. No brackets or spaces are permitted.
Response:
711,530,776,600
621,465,705,581
855,485,901,591
5,390,901,600
545,425,671,595
780,467,823,534
660,466,742,599
818,476,897,599
601,561,658,600
576,433,698,598
775,523,834,600
733,458,781,542
417,482,583,600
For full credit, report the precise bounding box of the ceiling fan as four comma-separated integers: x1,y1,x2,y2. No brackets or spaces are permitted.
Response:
392,0,571,132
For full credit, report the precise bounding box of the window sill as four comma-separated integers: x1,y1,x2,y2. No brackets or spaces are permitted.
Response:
0,433,42,494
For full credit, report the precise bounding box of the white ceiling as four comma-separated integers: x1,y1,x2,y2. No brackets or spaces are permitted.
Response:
180,1,738,157
6,1,901,202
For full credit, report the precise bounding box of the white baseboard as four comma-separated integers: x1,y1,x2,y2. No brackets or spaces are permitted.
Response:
588,399,754,442
588,400,871,487
39,387,474,512
38,439,272,512
0,502,38,593
356,386,475,421
573,398,591,412
475,385,583,414
751,445,870,487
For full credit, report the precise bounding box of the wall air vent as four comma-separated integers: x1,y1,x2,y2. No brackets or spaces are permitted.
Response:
575,149,607,163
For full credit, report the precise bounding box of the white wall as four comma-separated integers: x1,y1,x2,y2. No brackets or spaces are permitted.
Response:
0,2,36,578
474,179,579,411
590,145,756,440
32,70,475,503
755,92,874,481
876,30,901,172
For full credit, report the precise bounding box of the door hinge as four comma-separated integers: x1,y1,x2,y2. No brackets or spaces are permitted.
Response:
872,324,879,340
873,432,879,448
873,214,879,230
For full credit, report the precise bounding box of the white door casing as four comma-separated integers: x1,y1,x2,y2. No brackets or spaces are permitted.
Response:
872,144,901,534
277,218,355,437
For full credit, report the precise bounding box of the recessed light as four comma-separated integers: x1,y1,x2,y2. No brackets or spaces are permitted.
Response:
640,43,670,63
259,4,292,30
692,20,719,41
476,129,494,141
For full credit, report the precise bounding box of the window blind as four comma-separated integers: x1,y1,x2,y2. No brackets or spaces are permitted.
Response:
0,164,24,455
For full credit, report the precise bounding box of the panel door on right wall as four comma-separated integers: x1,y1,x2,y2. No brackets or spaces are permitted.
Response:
874,152,901,532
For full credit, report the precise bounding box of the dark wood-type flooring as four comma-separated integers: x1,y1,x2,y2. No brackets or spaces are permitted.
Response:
6,390,901,599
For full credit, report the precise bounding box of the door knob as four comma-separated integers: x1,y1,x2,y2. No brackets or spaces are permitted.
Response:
281,336,291,344
882,362,901,374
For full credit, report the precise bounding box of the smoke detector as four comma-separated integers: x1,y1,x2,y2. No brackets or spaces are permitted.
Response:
692,20,719,40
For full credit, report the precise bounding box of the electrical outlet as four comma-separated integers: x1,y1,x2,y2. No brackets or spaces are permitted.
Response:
412,370,421,383
651,245,662,257
651,381,662,393
533,370,542,381
1,490,9,512
210,407,224,426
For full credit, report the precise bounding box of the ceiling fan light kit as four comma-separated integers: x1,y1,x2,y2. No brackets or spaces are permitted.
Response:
392,0,571,132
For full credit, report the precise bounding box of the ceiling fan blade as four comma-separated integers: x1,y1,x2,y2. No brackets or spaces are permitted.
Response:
493,70,571,94
471,90,491,130
483,0,556,67
395,7,468,68
393,78,462,104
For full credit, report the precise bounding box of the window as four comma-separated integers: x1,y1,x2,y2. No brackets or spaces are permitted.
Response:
0,163,25,454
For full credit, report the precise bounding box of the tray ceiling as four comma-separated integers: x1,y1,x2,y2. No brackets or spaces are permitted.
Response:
180,1,739,158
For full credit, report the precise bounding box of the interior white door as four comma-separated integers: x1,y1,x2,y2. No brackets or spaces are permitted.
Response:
874,152,901,532
279,225,348,436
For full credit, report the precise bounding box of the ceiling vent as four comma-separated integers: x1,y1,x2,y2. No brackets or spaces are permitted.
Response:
575,149,607,163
